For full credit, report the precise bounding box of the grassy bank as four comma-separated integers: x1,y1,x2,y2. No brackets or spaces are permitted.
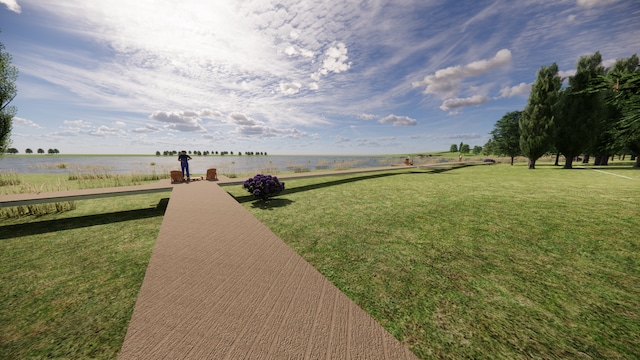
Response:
0,176,169,359
224,163,640,359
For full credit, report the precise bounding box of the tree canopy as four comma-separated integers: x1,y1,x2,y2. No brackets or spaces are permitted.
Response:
0,32,19,156
490,111,522,165
554,52,605,169
519,63,561,169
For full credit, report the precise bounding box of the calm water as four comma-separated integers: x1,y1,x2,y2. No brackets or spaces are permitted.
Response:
0,155,404,175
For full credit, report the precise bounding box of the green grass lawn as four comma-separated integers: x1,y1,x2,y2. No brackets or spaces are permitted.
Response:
0,190,169,359
225,163,640,359
1,163,638,359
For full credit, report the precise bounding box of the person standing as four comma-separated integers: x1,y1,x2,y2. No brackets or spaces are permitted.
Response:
178,150,192,181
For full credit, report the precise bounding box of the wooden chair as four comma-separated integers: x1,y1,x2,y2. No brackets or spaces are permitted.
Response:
170,171,184,183
206,168,217,181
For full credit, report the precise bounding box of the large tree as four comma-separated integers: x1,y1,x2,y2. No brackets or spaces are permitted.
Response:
490,111,522,165
520,63,561,169
604,55,640,167
554,52,605,169
0,33,18,156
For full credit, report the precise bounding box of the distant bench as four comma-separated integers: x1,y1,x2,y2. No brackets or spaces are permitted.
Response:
0,181,174,209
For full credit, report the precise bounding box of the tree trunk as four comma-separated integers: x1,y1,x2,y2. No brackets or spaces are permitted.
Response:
563,156,573,169
510,156,514,165
528,158,536,169
602,155,609,166
635,156,640,168
554,153,560,166
582,155,590,164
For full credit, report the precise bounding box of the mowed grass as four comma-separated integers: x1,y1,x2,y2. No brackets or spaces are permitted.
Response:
224,163,640,359
0,183,169,359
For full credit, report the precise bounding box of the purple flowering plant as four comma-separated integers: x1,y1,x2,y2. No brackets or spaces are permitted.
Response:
243,174,285,201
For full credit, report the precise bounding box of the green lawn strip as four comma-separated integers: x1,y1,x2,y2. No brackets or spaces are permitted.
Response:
0,192,168,359
225,164,640,359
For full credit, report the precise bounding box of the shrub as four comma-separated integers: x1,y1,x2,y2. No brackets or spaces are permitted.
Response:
243,174,285,201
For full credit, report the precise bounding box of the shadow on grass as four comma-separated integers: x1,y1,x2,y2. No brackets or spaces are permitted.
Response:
232,168,461,204
0,198,169,240
249,198,294,210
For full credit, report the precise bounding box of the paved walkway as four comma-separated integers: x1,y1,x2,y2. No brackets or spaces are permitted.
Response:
118,168,418,359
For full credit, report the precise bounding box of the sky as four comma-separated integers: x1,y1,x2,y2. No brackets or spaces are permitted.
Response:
1,0,639,155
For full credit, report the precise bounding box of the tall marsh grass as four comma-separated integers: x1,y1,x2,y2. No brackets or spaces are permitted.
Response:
0,180,76,219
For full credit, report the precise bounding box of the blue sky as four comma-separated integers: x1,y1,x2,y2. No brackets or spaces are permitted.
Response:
1,0,638,155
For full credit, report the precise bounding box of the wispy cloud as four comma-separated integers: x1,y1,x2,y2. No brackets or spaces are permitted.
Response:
413,49,512,97
440,95,491,111
13,117,42,128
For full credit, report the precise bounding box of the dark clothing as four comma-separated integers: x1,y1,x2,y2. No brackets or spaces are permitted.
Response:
178,154,192,178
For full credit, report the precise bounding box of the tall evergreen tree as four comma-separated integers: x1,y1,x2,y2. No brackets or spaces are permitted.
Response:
519,63,561,169
554,52,605,169
490,111,522,165
605,55,640,167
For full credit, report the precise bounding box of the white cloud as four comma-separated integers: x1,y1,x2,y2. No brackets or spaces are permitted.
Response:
13,117,42,128
576,0,619,8
413,49,512,96
64,119,92,127
357,113,376,120
499,82,531,98
0,0,21,13
149,110,207,132
280,82,302,95
131,124,160,133
379,114,418,126
229,112,259,126
558,69,577,80
89,125,127,137
312,42,352,80
440,95,490,111
114,121,127,127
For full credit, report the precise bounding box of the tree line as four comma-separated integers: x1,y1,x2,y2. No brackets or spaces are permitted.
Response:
157,150,268,156
486,52,639,169
449,142,483,155
6,148,60,154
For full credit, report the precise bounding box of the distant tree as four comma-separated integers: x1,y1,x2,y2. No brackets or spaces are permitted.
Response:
460,143,470,154
37,148,44,154
7,147,17,153
25,148,32,154
554,52,605,169
1,34,19,156
490,111,522,165
449,144,458,152
520,63,561,169
472,146,482,155
482,139,496,156
155,151,161,156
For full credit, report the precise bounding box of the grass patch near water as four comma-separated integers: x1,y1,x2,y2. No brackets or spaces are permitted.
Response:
225,164,640,359
0,187,169,358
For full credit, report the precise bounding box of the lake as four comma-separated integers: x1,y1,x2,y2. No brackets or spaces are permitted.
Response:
0,155,408,175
